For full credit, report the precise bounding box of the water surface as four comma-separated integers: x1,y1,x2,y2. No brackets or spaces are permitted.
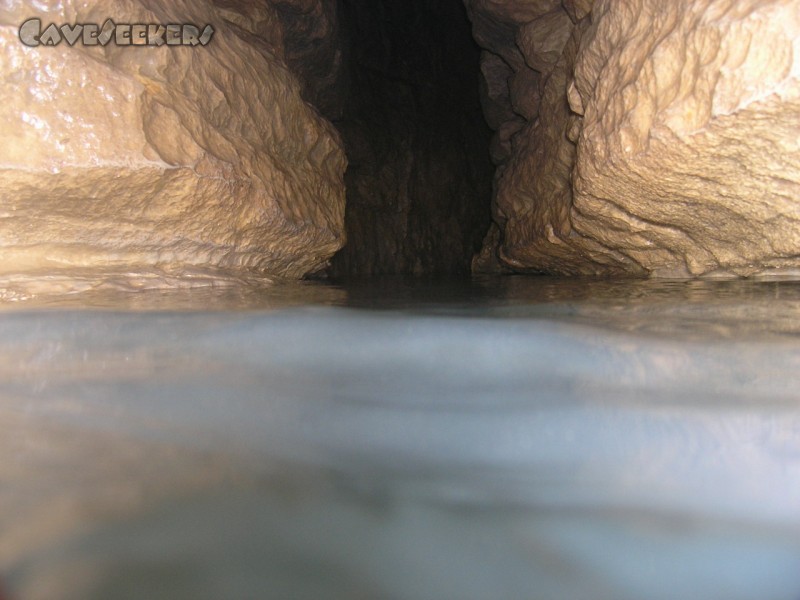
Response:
2,276,800,600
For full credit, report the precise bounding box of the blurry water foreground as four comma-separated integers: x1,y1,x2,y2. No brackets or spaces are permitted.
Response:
1,275,800,600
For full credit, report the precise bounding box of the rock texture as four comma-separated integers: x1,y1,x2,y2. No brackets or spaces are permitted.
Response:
471,0,800,277
323,0,494,278
0,0,346,287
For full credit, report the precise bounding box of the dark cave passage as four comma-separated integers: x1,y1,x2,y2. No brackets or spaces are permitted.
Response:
329,0,494,279
286,0,495,279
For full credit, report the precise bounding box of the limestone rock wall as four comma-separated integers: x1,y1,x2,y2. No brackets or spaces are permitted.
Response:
470,0,800,277
0,0,346,287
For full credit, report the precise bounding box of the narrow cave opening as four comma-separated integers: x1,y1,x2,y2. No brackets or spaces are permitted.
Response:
285,0,495,280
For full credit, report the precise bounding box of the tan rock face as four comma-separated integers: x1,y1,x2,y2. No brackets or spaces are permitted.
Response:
472,0,800,277
0,0,346,287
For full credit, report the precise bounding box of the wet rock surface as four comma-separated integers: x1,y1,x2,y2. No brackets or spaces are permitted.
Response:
0,0,346,287
470,0,800,277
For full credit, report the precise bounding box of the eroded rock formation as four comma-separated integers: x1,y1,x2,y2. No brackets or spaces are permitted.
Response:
0,0,346,288
6,0,797,284
471,0,800,277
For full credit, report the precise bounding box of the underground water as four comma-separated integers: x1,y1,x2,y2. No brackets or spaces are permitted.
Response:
2,0,800,599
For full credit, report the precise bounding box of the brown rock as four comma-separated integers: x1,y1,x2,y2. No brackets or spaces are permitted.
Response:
508,66,541,121
490,117,527,166
569,0,800,276
0,0,346,287
466,0,576,187
464,1,528,72
562,0,594,23
475,0,800,277
465,0,562,26
272,0,345,120
516,9,574,73
479,51,517,131
496,19,626,275
465,0,594,271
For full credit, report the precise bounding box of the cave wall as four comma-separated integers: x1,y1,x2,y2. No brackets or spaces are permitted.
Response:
6,0,797,284
0,0,346,291
316,0,494,278
471,0,800,277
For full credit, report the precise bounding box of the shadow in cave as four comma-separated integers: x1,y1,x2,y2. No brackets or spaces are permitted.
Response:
318,0,495,280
